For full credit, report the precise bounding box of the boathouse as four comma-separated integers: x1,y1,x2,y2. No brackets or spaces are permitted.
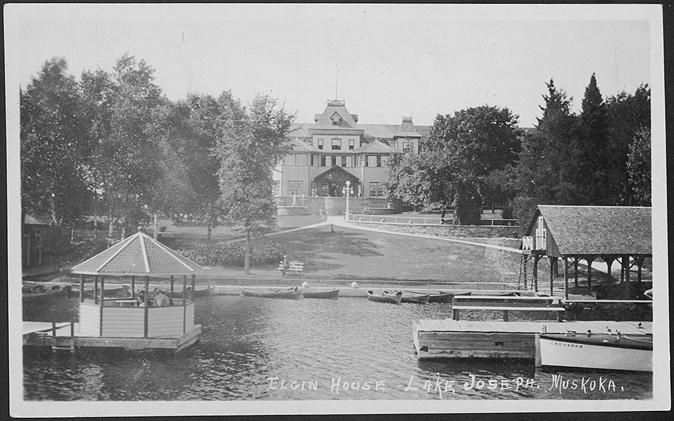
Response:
522,205,652,299
28,228,204,352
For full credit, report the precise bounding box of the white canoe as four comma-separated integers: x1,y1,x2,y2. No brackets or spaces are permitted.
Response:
539,332,652,372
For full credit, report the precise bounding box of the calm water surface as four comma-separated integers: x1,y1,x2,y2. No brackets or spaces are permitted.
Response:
23,296,652,400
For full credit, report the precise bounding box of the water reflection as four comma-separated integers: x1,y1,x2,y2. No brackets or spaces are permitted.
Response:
23,296,652,400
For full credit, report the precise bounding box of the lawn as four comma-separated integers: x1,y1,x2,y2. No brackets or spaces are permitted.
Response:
200,224,528,286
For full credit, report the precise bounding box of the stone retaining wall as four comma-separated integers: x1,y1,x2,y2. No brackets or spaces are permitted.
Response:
349,222,521,239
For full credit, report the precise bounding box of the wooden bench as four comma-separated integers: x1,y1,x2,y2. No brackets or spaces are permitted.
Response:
451,295,565,322
278,261,304,276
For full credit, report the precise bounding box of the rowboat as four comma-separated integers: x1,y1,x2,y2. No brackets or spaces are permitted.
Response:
428,291,471,303
401,291,430,304
241,287,303,299
367,290,402,304
303,289,340,299
539,331,653,372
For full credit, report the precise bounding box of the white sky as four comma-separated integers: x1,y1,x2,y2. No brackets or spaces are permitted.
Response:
10,4,654,127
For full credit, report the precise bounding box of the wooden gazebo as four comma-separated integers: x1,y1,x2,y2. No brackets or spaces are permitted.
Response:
68,228,203,351
522,205,652,299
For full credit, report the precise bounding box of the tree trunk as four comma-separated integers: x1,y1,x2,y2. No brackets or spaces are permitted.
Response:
244,229,251,274
207,224,212,241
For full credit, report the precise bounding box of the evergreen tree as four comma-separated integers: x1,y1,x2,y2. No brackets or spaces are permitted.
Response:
626,127,651,205
576,73,611,204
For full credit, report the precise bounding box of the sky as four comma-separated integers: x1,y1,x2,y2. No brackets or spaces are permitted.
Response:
9,4,655,127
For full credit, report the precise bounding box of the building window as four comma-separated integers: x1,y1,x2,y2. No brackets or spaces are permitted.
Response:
273,180,281,196
321,184,329,196
330,156,337,167
380,155,389,167
349,139,355,150
345,156,352,167
367,155,377,167
402,140,411,153
317,139,323,150
369,182,386,198
313,155,319,166
356,155,364,167
288,180,303,196
331,138,341,150
295,154,307,166
320,155,327,167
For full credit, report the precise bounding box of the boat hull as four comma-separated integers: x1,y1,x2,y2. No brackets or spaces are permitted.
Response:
367,290,402,304
428,291,471,303
401,294,430,304
303,289,340,299
241,288,302,299
539,334,652,372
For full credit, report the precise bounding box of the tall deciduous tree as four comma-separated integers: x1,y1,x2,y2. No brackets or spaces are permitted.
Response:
215,93,293,273
390,106,519,224
21,58,92,228
606,84,650,204
83,54,164,237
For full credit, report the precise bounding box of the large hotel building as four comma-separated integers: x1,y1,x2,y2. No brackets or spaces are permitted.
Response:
274,100,429,199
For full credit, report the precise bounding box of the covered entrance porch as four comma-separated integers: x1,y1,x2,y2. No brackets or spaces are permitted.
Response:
312,166,361,197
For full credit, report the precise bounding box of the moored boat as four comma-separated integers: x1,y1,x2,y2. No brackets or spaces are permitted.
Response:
241,287,303,299
539,331,653,372
401,291,430,304
303,289,340,299
428,291,471,303
367,290,402,304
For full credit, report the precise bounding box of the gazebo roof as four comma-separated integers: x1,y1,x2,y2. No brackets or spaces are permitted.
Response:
70,230,202,277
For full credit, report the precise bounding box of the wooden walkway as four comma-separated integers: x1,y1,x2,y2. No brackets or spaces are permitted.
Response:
413,320,652,360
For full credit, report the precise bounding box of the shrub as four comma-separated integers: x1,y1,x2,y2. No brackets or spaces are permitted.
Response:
181,238,285,267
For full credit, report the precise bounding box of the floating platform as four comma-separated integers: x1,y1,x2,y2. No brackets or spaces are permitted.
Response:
23,321,202,353
412,319,652,361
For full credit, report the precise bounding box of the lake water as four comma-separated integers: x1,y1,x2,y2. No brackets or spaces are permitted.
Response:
23,296,652,401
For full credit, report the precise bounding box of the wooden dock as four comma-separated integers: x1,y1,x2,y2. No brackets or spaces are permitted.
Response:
413,319,652,361
23,321,202,353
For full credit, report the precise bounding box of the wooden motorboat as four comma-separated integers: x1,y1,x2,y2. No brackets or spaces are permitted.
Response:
428,291,471,303
401,291,430,304
539,331,653,372
367,290,402,304
303,289,340,299
241,287,303,299
22,284,71,301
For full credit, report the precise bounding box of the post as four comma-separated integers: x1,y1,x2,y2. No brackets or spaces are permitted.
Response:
99,275,105,336
191,274,196,300
52,321,56,337
503,310,509,322
183,275,187,334
587,257,594,293
549,257,554,296
79,274,84,303
170,275,174,299
131,276,136,299
93,275,98,304
144,276,149,338
523,255,528,290
574,259,579,288
533,254,539,292
563,257,569,300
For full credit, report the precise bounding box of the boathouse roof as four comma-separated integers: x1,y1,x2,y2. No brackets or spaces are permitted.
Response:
533,205,652,256
70,230,203,277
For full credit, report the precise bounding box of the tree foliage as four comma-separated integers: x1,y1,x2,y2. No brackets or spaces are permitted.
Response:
21,58,93,227
214,93,293,272
626,127,651,205
390,106,519,224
